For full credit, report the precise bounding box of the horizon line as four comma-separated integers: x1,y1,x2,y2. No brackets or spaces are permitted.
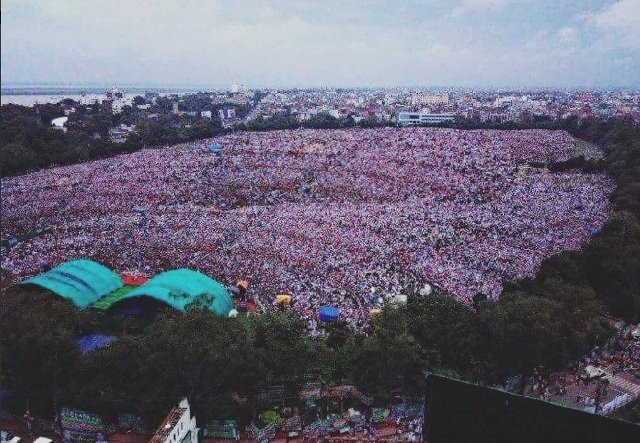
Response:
2,82,639,92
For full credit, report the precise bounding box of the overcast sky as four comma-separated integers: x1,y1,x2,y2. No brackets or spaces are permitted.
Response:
2,0,639,89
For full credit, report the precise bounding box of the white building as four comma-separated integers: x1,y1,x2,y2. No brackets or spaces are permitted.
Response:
106,88,131,114
109,124,136,143
493,96,517,106
150,398,199,443
397,112,455,126
230,83,247,94
410,92,449,106
79,94,101,106
111,99,126,114
51,116,69,133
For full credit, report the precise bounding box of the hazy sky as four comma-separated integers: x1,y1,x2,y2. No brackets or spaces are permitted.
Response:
2,0,639,88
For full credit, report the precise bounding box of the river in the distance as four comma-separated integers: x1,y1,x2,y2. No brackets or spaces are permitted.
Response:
1,85,210,106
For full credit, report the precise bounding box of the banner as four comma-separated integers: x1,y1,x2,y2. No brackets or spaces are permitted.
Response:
204,420,238,439
61,407,104,433
61,407,105,442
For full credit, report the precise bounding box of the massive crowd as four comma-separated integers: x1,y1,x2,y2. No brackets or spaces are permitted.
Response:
1,128,613,328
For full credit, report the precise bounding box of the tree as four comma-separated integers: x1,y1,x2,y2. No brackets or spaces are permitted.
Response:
532,278,611,361
404,293,476,373
0,143,37,174
85,308,259,424
132,95,146,106
584,213,640,321
475,292,565,381
249,311,318,391
0,288,93,419
352,306,439,396
304,112,342,129
358,115,383,128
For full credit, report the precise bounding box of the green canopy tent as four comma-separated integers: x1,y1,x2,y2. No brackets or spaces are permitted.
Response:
106,268,233,317
22,258,124,308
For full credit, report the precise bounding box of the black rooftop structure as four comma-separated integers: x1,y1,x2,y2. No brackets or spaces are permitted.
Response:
424,373,639,443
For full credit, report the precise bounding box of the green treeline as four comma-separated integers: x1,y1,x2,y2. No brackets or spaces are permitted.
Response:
0,104,142,175
0,106,385,176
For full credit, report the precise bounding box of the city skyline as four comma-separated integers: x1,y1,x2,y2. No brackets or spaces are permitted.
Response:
2,0,640,89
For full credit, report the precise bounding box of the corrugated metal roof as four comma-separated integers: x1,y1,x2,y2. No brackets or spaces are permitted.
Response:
109,268,233,316
23,259,124,308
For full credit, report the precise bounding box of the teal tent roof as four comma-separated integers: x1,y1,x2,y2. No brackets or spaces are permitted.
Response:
109,269,233,316
23,259,124,308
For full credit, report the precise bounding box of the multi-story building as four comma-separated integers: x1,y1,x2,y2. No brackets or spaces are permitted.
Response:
150,398,199,443
410,92,449,106
397,112,455,125
106,88,129,114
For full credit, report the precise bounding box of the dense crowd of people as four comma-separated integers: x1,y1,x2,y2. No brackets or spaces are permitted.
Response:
1,127,613,328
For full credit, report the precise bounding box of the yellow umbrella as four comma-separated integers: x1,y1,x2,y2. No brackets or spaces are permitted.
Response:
369,308,382,316
276,294,292,305
236,280,250,290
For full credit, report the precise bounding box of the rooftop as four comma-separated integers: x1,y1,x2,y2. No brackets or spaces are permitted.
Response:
149,406,186,443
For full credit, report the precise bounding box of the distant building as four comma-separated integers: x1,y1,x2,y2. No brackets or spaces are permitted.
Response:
111,99,126,114
109,124,135,143
493,96,517,106
150,398,198,443
106,88,129,114
478,110,510,123
230,83,247,94
51,116,69,133
579,91,596,103
217,108,237,120
410,92,449,106
80,93,100,106
397,112,455,126
201,110,212,119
